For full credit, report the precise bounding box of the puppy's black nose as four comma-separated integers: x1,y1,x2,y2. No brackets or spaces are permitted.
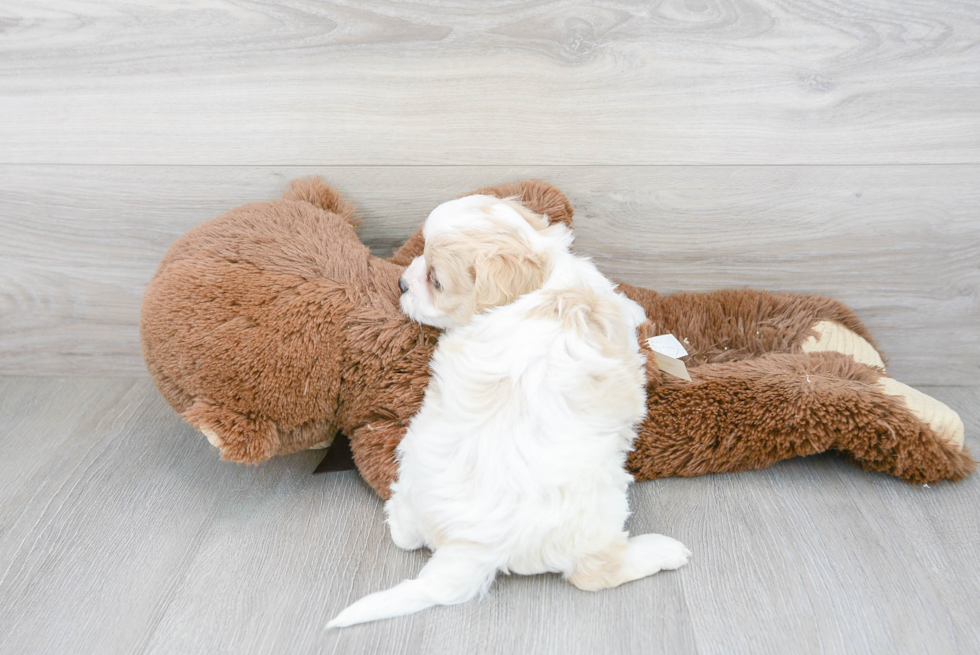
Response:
398,277,409,294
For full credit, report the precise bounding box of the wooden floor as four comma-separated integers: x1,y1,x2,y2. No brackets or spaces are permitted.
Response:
0,377,977,655
2,2,979,653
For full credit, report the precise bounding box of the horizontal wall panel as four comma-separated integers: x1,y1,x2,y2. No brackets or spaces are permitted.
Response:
1,1,978,165
0,165,976,383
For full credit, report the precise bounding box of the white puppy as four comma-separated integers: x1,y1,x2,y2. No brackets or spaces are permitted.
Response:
327,195,690,628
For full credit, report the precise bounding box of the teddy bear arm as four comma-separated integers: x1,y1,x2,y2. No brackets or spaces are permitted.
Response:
183,400,281,465
349,420,405,500
628,351,973,485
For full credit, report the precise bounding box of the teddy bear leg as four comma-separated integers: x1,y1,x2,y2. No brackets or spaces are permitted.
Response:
799,320,964,450
875,377,965,450
628,352,974,485
801,320,886,370
273,420,341,455
834,382,974,485
624,289,886,368
182,400,281,465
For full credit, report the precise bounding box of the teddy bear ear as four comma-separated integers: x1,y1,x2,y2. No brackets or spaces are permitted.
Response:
388,230,426,267
282,176,360,227
465,180,574,228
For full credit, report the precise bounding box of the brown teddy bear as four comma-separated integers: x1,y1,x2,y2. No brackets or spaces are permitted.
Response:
140,178,974,498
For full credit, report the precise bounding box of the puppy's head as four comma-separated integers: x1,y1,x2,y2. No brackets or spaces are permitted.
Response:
399,195,570,329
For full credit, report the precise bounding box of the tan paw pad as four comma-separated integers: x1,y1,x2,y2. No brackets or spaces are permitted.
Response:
802,320,885,370
877,377,965,450
308,436,335,450
201,427,224,449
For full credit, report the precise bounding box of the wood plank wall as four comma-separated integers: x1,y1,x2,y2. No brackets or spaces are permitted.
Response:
1,1,978,384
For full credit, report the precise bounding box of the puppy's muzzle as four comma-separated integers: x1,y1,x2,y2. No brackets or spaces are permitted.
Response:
398,276,409,294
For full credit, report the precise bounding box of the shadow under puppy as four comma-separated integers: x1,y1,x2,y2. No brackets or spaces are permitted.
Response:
327,195,690,628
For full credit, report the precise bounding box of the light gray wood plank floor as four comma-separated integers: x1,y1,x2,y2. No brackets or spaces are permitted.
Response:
2,2,978,652
0,377,977,655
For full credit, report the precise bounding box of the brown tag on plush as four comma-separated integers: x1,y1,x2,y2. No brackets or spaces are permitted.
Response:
652,351,692,382
313,432,357,474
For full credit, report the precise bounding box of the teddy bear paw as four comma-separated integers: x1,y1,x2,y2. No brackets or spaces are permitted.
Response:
802,320,885,370
876,377,965,450
200,427,224,449
183,401,281,464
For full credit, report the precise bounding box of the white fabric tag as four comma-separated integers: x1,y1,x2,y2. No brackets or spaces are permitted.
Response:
647,334,689,359
651,352,692,382
646,334,692,381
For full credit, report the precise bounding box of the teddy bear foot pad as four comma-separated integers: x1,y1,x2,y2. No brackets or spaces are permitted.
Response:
802,320,885,370
877,377,965,449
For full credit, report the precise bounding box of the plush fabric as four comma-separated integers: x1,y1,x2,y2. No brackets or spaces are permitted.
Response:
140,178,974,498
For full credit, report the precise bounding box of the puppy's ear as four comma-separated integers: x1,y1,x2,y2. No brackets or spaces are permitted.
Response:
501,198,550,231
471,235,550,312
465,180,574,228
500,198,573,250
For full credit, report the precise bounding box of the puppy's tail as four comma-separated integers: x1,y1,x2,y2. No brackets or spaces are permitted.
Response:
326,544,498,629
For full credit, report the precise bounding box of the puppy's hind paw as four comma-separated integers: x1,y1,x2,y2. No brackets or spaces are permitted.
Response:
570,533,692,591
385,497,426,551
626,533,692,575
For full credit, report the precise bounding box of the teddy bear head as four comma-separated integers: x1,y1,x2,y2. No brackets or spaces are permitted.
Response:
141,177,575,478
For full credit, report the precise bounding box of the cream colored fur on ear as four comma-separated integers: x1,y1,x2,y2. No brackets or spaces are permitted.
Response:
470,237,550,312
425,225,552,325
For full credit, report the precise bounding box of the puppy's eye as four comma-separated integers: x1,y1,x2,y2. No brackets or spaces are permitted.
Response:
430,273,441,291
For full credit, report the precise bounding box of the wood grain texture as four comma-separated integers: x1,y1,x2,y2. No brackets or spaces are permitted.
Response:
0,378,977,654
3,1,978,652
1,165,977,383
1,1,979,165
